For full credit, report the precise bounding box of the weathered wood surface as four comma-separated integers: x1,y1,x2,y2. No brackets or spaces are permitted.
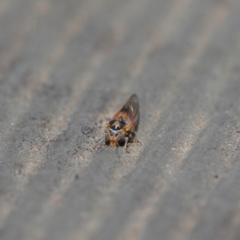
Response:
0,0,240,239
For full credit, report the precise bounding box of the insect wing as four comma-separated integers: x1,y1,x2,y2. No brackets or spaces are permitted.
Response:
112,94,139,131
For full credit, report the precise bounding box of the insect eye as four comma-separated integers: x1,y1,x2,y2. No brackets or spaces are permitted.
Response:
119,119,126,128
109,120,116,125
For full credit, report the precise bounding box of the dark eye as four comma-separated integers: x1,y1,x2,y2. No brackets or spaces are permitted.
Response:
119,120,126,128
109,120,116,125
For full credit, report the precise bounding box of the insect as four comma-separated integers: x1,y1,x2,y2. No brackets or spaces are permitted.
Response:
105,94,139,150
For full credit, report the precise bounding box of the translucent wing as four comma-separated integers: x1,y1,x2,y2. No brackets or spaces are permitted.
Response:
112,94,139,132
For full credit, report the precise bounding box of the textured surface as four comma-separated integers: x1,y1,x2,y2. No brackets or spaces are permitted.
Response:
1,0,240,239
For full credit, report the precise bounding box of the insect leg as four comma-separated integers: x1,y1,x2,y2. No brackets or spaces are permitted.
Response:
123,137,128,150
116,142,121,159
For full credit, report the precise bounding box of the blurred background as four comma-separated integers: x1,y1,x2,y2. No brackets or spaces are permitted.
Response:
0,0,240,239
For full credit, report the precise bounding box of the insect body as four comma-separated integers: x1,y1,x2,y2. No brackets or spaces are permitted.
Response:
105,94,139,149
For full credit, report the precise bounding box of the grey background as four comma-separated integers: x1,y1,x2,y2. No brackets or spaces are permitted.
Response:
0,0,240,239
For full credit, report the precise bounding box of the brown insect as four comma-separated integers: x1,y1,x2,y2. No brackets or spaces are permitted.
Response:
105,94,139,150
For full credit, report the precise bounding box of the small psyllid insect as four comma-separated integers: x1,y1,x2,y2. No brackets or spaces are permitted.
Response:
105,94,139,150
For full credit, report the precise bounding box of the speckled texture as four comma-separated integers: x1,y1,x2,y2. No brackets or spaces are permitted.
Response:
0,0,240,239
